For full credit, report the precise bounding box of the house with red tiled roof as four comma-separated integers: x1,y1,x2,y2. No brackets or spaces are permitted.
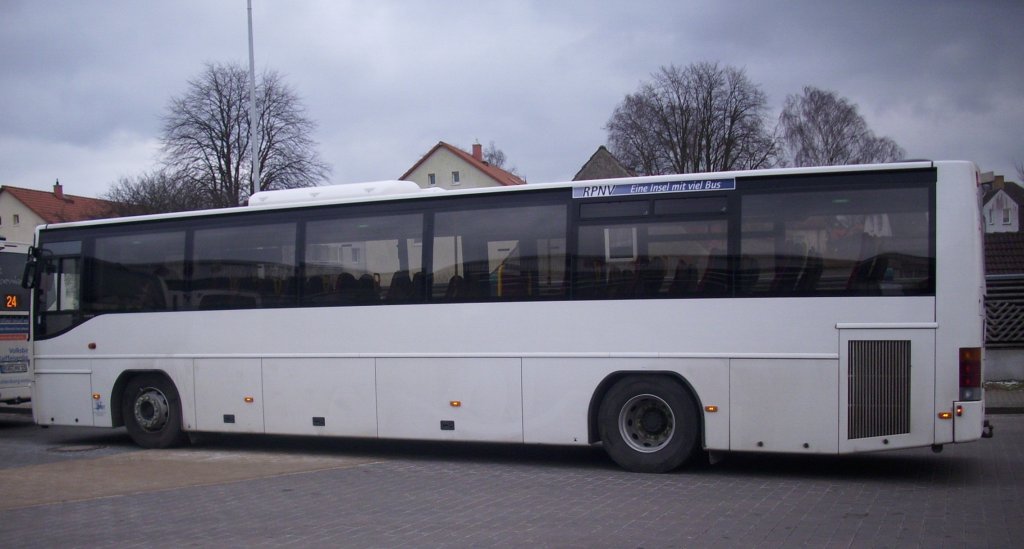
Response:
0,182,116,244
400,141,525,190
980,173,1024,379
982,175,1024,275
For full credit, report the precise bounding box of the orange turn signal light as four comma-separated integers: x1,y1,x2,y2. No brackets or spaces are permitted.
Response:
244,396,255,404
704,405,719,413
450,400,462,408
938,411,953,420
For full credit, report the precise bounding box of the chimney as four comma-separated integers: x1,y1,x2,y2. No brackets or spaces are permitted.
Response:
472,143,483,161
54,179,64,200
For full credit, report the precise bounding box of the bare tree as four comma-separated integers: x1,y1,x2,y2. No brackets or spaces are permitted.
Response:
483,141,506,167
606,62,780,176
779,86,905,167
161,62,329,208
104,170,206,216
606,91,664,175
1016,160,1024,182
483,141,521,177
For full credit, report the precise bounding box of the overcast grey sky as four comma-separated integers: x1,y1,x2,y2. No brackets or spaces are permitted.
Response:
1,0,1021,199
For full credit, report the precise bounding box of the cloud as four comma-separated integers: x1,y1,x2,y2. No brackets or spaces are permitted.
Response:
0,131,161,196
1,0,1022,199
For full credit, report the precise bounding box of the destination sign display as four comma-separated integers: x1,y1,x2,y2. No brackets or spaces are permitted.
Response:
572,178,736,199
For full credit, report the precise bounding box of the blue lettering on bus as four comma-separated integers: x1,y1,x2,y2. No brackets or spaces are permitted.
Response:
577,185,615,197
573,178,734,198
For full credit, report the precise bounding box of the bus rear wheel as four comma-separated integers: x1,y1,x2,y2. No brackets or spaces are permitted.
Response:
598,376,699,473
122,374,188,448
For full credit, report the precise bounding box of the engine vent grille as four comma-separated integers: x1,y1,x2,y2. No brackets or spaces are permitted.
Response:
848,340,911,439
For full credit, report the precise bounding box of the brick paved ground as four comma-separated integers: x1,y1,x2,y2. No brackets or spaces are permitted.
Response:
0,409,1021,548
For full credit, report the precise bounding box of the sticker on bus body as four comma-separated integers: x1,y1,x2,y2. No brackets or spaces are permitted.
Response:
572,178,736,198
0,317,29,341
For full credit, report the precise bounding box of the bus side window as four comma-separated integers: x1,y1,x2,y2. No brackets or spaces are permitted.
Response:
47,257,81,312
304,213,424,307
193,222,297,309
574,219,728,300
36,256,81,337
740,186,933,297
89,231,185,313
432,204,567,303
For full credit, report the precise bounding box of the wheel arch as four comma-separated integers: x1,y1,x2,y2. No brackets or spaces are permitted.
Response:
587,371,704,445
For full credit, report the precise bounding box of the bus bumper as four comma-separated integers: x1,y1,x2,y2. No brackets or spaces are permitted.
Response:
953,400,986,442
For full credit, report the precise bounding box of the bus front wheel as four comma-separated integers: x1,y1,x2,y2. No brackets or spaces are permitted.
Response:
598,376,699,473
122,374,188,448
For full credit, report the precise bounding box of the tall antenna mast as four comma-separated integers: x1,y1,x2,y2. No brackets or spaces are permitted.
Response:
247,0,261,197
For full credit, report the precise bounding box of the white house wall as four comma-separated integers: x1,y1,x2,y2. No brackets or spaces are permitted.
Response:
0,194,45,244
983,189,1019,233
406,148,502,190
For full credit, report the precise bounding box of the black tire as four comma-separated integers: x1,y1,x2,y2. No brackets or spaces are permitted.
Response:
122,373,188,449
598,376,699,473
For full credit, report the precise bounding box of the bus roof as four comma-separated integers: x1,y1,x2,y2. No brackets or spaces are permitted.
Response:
34,160,951,233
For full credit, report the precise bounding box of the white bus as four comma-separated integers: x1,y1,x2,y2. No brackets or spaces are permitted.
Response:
0,240,31,405
22,161,990,472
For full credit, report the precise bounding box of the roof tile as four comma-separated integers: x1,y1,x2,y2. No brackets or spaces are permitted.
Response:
985,232,1024,275
1,185,115,224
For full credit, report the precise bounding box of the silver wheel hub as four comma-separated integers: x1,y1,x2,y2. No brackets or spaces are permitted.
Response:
134,388,170,432
618,394,675,453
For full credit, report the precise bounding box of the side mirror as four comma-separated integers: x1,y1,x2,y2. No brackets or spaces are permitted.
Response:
21,246,38,290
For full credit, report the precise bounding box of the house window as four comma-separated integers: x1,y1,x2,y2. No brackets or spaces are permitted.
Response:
452,171,460,185
428,173,436,186
1004,208,1012,224
13,215,19,225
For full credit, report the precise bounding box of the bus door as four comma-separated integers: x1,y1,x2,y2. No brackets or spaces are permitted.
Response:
25,240,83,340
23,239,95,425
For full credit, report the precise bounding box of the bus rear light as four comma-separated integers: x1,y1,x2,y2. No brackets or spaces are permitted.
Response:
956,404,964,417
959,347,982,401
